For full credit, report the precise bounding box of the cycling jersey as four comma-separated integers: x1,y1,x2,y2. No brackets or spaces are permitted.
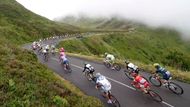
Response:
134,75,149,88
106,54,115,61
156,66,171,80
51,45,55,49
127,63,138,73
83,64,94,73
60,52,65,56
96,76,111,92
60,55,68,64
42,49,47,54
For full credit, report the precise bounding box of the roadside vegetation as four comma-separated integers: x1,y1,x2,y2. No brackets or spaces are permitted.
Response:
58,27,190,83
0,0,103,106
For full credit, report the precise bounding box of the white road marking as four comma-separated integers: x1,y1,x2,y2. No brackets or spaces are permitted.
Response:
162,101,174,107
51,57,174,107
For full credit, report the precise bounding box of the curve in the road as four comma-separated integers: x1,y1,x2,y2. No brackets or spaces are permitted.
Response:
51,57,174,107
25,37,190,107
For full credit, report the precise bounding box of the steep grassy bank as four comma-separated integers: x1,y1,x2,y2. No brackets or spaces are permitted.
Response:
0,40,103,106
58,28,190,83
0,0,103,106
0,0,79,44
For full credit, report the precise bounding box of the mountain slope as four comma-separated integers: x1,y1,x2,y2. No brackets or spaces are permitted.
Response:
57,15,136,31
57,27,190,71
58,30,190,82
0,0,79,44
0,0,103,106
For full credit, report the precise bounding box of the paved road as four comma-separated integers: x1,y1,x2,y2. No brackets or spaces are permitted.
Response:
24,39,190,107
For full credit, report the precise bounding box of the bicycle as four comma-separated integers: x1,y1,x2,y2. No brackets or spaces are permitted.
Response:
149,74,184,95
107,91,120,107
84,70,95,81
103,60,121,71
43,52,49,62
84,75,120,107
124,68,139,80
61,60,72,73
96,85,120,107
131,83,163,102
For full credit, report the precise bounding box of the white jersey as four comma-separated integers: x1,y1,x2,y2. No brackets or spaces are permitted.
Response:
51,45,55,49
127,63,138,70
106,54,115,61
85,64,91,68
45,45,50,49
42,49,47,53
96,76,111,91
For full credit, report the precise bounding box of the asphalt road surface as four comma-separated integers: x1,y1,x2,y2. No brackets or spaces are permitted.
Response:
24,38,190,107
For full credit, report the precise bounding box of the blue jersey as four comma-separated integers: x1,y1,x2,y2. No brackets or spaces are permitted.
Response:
156,66,167,75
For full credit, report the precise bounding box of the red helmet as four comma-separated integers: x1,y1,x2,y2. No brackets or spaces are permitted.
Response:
60,47,65,52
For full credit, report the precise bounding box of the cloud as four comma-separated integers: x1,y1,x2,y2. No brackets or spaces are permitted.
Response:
16,0,190,38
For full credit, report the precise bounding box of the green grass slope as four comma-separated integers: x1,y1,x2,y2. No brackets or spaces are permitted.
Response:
0,0,79,44
0,0,103,106
58,27,190,82
58,28,190,83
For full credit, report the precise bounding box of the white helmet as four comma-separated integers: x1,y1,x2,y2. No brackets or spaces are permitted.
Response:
96,73,101,77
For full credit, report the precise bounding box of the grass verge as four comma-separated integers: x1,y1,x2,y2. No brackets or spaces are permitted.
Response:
66,52,190,84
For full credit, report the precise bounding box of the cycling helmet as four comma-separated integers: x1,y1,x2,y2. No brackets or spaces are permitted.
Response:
153,63,160,68
96,73,101,78
60,47,65,52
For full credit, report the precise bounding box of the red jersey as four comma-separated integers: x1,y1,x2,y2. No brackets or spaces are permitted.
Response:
134,75,149,88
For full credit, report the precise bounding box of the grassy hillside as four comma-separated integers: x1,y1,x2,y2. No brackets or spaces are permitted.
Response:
58,27,190,82
0,0,79,44
0,0,103,106
0,40,103,107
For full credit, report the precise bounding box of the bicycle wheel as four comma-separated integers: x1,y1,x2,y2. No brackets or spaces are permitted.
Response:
44,53,48,62
168,82,184,95
104,62,111,68
66,64,72,73
113,63,121,71
110,95,121,107
85,72,92,81
124,70,134,80
148,90,162,102
149,76,161,87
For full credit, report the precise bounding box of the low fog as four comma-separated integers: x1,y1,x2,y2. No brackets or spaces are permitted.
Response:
16,0,190,39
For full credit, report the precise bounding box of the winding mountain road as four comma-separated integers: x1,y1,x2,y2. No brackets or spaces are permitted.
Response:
24,38,190,107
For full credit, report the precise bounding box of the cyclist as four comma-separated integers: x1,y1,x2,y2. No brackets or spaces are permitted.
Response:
153,63,171,85
32,41,37,50
131,73,150,94
60,53,69,70
104,52,115,69
83,63,95,80
41,45,49,59
94,73,112,104
59,47,65,56
125,60,139,74
50,44,56,55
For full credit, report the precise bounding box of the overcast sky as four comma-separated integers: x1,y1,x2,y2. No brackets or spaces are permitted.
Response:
16,0,190,38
